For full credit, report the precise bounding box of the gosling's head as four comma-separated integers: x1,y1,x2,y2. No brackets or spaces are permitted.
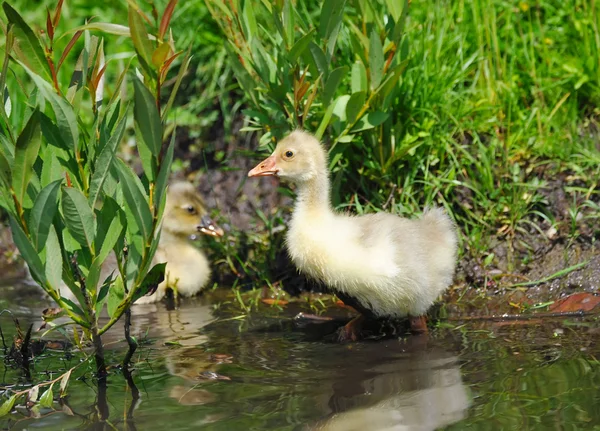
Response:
248,130,328,183
162,182,224,238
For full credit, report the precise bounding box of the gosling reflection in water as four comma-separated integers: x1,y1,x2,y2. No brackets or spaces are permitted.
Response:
131,299,223,409
308,338,470,431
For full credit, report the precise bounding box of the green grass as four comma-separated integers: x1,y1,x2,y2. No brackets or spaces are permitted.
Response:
384,0,600,259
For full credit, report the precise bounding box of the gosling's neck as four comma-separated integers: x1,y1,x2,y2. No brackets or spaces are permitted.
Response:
159,229,192,248
293,174,332,216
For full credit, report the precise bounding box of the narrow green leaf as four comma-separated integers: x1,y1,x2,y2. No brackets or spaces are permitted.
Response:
154,132,174,212
163,50,191,120
308,42,328,80
29,179,62,251
45,224,63,289
399,35,409,62
88,115,127,209
350,111,389,132
385,0,402,21
288,29,315,64
241,0,257,41
315,100,335,140
96,211,124,264
318,0,346,41
12,110,42,204
107,276,125,317
227,48,258,106
40,112,68,152
124,234,143,288
325,11,344,58
9,215,46,284
379,61,407,108
135,123,157,183
38,385,53,408
345,91,366,124
0,394,17,417
0,151,11,187
351,62,367,93
323,66,348,105
39,133,68,188
0,134,14,162
283,0,294,48
95,196,125,258
207,0,233,17
128,7,153,64
95,274,112,316
392,0,409,47
65,23,131,38
115,159,152,241
22,66,78,153
60,297,87,319
61,187,96,250
332,94,350,121
369,29,384,89
2,2,51,79
271,8,286,47
132,262,165,302
86,257,102,295
132,75,162,157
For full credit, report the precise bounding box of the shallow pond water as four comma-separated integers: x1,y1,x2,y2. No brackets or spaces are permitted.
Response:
0,280,599,430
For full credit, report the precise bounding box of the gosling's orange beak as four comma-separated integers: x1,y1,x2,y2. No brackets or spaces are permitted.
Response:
198,215,224,238
248,155,279,177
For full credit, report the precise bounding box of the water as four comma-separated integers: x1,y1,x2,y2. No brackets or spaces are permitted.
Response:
0,281,599,430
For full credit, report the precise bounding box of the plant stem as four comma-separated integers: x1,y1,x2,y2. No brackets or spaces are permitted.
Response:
122,308,137,368
91,327,108,420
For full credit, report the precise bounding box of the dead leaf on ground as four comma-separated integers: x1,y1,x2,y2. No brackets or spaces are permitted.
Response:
261,298,289,306
549,292,600,313
335,300,357,312
493,319,543,328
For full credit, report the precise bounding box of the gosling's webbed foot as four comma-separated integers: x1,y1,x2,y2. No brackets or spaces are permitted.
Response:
409,315,428,334
335,315,365,343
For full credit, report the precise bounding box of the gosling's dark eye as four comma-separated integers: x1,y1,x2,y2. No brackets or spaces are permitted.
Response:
285,150,294,158
186,205,196,214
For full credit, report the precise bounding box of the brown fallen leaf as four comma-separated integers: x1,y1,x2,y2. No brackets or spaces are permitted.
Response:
493,319,543,328
335,300,357,312
549,292,600,313
261,298,289,306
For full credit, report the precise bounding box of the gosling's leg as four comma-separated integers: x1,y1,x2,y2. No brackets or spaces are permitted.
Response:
335,314,365,343
409,315,428,334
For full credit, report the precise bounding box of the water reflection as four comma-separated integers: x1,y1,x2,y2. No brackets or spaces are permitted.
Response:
140,301,471,430
305,337,469,431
